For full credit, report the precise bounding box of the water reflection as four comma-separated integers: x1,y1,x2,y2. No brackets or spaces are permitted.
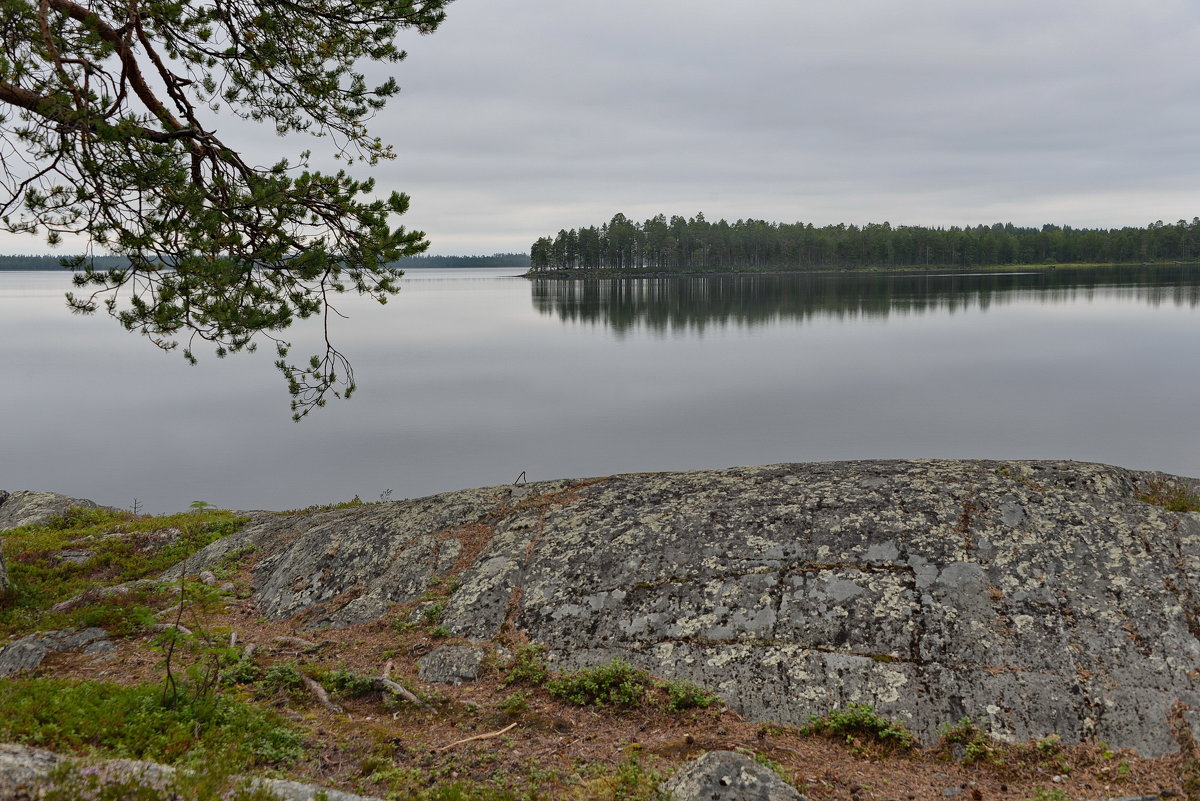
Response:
532,265,1200,335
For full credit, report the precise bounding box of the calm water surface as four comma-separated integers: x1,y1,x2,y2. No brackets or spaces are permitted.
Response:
3,265,1199,513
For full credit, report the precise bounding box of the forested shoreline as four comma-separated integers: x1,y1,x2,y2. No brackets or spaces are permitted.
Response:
529,213,1200,272
0,252,530,270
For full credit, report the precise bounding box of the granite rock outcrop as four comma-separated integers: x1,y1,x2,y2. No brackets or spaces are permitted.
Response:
101,461,1200,754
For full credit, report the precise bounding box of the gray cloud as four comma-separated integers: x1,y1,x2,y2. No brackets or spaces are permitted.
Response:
5,0,1200,255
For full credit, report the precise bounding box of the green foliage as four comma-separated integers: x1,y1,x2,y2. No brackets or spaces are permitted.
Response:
1022,789,1071,801
546,659,653,709
752,751,785,777
421,601,447,624
40,762,286,801
575,755,664,801
938,717,1001,764
531,213,1200,273
0,507,245,636
220,656,262,686
501,645,549,688
0,678,304,770
500,690,528,716
320,669,378,699
1137,477,1200,512
256,663,306,700
662,679,720,712
801,703,916,750
1,0,451,417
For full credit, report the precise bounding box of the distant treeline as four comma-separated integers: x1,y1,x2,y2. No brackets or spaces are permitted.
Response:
529,213,1200,272
0,252,530,270
390,253,530,268
0,254,129,270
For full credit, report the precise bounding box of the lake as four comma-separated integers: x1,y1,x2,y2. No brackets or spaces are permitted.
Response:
2,265,1199,514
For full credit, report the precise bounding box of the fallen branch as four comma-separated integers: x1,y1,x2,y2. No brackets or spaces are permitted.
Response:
377,676,423,707
439,722,517,751
301,674,343,714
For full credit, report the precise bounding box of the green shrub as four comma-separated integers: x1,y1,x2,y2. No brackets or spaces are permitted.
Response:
938,717,1001,764
420,600,446,623
546,659,653,708
802,703,915,749
662,679,720,712
501,644,549,687
0,678,304,771
501,690,528,715
256,663,305,700
220,657,261,686
320,668,379,698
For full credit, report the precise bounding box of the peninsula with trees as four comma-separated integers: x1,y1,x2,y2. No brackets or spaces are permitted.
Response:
529,213,1200,274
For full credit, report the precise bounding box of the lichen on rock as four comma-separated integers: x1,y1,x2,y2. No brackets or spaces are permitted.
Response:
159,460,1200,756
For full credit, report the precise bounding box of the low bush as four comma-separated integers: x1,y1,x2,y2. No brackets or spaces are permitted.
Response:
802,703,915,749
0,678,305,770
662,679,720,711
501,644,549,687
320,668,379,698
938,717,1002,764
546,659,653,709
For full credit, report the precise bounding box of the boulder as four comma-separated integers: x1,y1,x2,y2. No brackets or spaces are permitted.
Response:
0,490,99,532
660,751,807,801
0,743,384,801
0,628,110,678
0,744,60,801
162,460,1200,755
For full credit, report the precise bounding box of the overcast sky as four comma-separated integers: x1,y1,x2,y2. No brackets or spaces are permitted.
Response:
8,0,1200,255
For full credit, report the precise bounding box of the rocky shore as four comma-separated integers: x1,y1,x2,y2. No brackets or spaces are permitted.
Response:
3,459,1199,800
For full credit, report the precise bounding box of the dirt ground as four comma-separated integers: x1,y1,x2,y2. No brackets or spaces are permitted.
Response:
35,584,1188,801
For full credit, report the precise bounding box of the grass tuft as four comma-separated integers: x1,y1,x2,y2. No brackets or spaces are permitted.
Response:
1137,477,1200,513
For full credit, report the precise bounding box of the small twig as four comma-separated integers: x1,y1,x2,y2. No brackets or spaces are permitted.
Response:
377,676,423,707
439,722,517,751
301,674,343,714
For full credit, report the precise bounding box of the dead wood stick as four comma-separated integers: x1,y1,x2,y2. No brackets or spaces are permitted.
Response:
439,722,518,751
376,676,423,707
382,659,394,679
301,674,343,714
